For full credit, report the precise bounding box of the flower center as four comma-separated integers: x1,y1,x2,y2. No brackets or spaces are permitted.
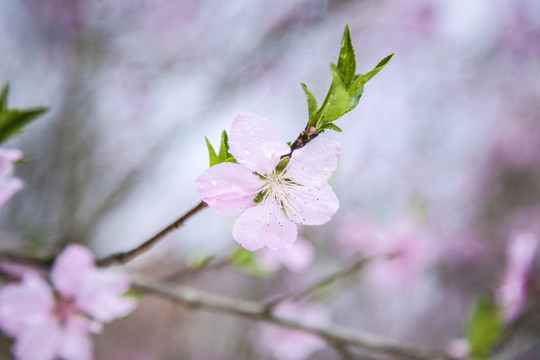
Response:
55,297,78,323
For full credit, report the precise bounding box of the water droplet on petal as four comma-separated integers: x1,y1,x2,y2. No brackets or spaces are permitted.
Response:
210,180,218,186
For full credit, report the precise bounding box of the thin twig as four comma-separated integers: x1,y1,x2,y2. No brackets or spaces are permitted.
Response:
163,257,231,282
131,273,458,360
264,252,398,310
96,201,207,267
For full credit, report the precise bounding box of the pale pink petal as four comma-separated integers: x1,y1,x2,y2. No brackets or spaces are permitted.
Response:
233,202,298,250
51,244,96,298
286,183,339,226
13,315,60,360
58,315,93,360
258,236,314,273
228,112,290,174
496,232,539,322
75,271,137,323
0,177,23,208
0,273,54,336
286,137,341,186
196,162,263,216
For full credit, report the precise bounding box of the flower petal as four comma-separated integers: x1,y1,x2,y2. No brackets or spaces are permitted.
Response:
58,316,94,360
51,244,96,298
13,315,60,360
286,137,341,186
233,202,298,250
286,183,339,225
75,271,137,323
0,272,54,336
228,112,290,174
0,177,23,208
196,162,263,216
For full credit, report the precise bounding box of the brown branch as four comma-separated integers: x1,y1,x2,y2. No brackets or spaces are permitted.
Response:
96,201,207,267
131,273,458,360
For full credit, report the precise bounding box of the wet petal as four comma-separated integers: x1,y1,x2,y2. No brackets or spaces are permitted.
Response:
228,112,290,174
51,244,96,298
196,162,263,216
286,183,339,226
286,137,341,186
0,272,54,336
75,271,137,323
233,202,298,250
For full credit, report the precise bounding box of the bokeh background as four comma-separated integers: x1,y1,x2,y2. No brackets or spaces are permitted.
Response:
1,0,540,359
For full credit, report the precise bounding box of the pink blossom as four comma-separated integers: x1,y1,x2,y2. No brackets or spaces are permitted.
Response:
0,148,24,208
196,112,340,250
0,244,137,360
257,235,315,273
336,216,435,291
255,302,329,360
496,232,539,322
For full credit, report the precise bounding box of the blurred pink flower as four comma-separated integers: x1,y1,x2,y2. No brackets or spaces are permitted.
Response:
257,236,314,273
255,302,329,360
336,216,435,290
0,148,24,208
0,244,137,360
496,232,539,322
196,112,340,250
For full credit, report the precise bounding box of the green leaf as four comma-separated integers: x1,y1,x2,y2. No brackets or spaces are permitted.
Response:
0,107,49,144
123,287,144,299
218,130,231,162
465,296,504,359
205,130,237,167
320,123,342,132
188,252,216,269
229,246,269,277
0,84,9,111
205,136,220,166
336,24,356,86
301,83,318,126
317,63,351,125
349,53,394,96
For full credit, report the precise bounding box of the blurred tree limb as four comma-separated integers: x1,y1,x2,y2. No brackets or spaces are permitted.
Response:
131,272,459,360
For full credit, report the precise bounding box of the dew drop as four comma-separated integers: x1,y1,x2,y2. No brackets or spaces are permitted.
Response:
210,180,218,186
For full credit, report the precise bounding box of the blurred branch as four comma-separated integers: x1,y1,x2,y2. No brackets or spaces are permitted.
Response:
96,201,207,267
0,201,207,268
131,272,458,360
264,252,398,311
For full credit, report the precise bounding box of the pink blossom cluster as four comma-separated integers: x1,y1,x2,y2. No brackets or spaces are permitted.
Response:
196,112,341,251
0,148,24,208
0,244,137,360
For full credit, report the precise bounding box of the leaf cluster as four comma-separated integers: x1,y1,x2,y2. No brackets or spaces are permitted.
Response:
302,25,394,134
0,84,48,144
205,130,237,166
